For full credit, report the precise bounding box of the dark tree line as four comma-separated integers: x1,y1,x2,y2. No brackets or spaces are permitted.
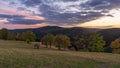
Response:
3,28,120,53
72,32,105,52
41,33,105,51
0,28,36,44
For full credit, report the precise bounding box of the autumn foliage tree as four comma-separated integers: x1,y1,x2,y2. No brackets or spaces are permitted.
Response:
41,34,55,48
55,34,71,50
110,38,120,54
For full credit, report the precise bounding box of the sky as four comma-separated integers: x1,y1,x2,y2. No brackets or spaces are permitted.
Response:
0,0,120,29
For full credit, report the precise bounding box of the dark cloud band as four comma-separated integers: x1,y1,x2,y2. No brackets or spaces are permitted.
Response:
3,0,120,25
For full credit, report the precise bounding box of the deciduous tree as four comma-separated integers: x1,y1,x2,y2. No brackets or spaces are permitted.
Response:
76,33,105,52
55,34,71,50
110,38,120,54
41,34,55,48
22,30,36,44
88,33,105,52
0,28,9,40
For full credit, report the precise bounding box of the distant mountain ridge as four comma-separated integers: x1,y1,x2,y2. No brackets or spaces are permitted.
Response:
10,26,100,33
9,26,100,40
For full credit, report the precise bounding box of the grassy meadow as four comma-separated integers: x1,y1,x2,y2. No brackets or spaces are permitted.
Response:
0,40,120,68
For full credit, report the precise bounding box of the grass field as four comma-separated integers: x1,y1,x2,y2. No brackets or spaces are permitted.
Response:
0,40,120,68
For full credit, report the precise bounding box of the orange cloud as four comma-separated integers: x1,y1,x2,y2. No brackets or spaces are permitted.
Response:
0,8,45,20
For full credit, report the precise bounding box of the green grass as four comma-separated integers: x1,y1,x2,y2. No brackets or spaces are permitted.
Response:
0,40,120,68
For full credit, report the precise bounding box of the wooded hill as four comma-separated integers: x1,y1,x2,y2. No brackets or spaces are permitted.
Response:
9,26,100,40
7,26,120,52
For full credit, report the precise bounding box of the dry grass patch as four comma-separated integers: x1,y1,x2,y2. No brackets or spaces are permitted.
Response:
0,40,120,68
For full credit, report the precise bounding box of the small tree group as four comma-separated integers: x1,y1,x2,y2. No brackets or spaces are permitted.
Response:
0,28,21,40
75,33,105,52
0,28,16,40
41,34,71,50
0,28,36,44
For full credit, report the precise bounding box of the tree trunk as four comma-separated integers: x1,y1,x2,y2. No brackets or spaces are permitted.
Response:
64,46,66,50
50,43,51,48
58,45,61,50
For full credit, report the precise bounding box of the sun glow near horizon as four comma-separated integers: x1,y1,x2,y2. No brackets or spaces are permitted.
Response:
77,9,120,29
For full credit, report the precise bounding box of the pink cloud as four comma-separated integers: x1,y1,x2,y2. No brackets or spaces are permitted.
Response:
0,23,48,29
0,1,9,6
0,8,45,20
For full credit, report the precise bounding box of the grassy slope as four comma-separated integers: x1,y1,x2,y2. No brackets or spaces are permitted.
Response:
0,40,120,68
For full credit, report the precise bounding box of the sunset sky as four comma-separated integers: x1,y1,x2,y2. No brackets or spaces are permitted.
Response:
0,0,120,29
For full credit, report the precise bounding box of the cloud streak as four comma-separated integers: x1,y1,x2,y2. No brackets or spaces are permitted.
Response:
0,8,45,20
20,0,120,25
